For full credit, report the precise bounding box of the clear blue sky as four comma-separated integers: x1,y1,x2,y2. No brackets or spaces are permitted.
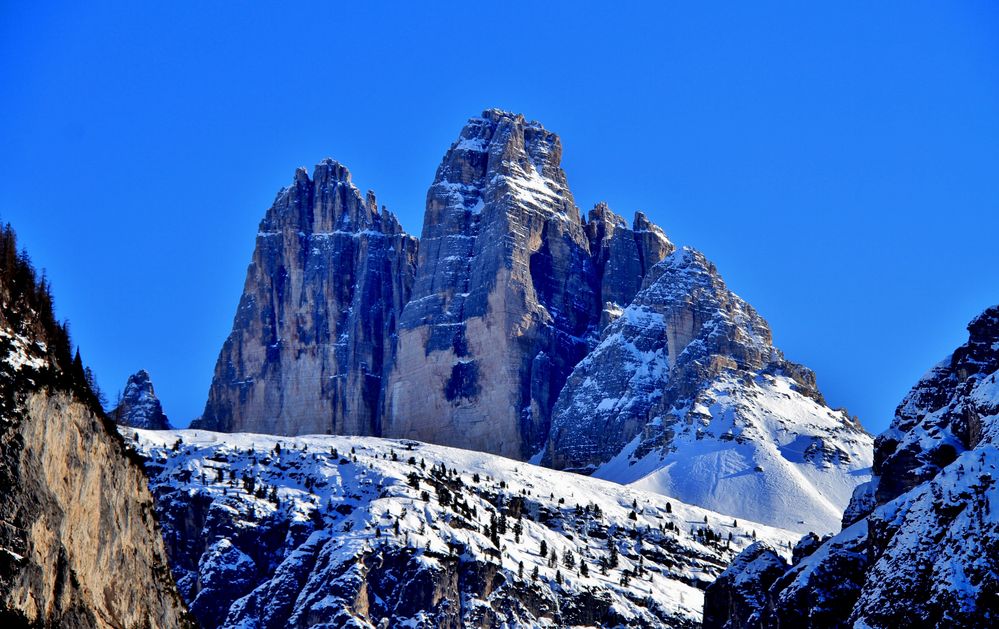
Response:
2,2,997,433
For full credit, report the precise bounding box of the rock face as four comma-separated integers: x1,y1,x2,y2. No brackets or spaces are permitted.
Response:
126,428,799,629
705,305,999,628
546,248,873,533
111,369,171,429
0,226,191,628
384,110,672,459
193,159,418,436
701,542,789,629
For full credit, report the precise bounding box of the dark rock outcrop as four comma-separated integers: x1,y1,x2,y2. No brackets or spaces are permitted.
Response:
384,110,672,459
0,225,191,628
110,369,171,429
702,543,789,629
193,159,418,436
705,305,999,628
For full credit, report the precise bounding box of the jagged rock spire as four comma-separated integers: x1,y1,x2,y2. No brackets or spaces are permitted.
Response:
111,369,171,430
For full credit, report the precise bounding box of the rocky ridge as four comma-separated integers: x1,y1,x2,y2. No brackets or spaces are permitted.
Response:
545,247,873,533
111,369,171,429
704,305,999,628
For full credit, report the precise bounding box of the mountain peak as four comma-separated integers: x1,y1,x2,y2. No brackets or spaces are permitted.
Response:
546,245,872,533
312,157,352,184
112,369,170,430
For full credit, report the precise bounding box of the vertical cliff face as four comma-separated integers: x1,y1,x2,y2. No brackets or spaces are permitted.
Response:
385,110,671,459
111,369,171,429
194,159,418,436
546,248,872,533
0,226,191,628
705,305,999,628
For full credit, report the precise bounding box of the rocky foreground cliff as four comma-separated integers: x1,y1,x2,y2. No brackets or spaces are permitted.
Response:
703,305,999,628
0,226,191,627
124,427,799,628
545,248,873,533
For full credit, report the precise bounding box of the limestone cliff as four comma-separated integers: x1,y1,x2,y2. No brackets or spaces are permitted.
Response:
194,159,418,436
0,225,191,628
384,110,672,459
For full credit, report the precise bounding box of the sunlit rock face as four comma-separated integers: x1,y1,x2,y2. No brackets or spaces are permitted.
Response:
384,110,672,459
194,159,418,437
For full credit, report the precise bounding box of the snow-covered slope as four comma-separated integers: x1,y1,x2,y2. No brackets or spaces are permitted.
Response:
125,428,798,628
546,248,872,534
705,305,999,628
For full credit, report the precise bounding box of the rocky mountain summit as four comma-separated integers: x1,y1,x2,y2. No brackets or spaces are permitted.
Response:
545,247,873,533
194,159,418,436
125,428,798,628
0,226,191,627
704,305,999,628
110,369,170,429
198,110,673,461
385,109,673,459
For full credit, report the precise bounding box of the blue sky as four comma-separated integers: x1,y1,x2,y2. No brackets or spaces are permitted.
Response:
1,2,997,433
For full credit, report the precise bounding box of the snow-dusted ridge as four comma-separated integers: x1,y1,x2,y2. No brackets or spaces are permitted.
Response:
125,428,798,628
547,247,873,534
